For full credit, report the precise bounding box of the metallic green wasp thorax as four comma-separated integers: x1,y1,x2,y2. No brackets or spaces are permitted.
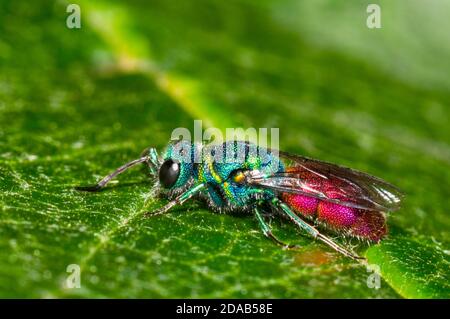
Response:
162,140,284,209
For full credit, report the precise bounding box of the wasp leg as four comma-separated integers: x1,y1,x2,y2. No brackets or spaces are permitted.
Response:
144,183,206,217
271,198,365,261
254,206,299,249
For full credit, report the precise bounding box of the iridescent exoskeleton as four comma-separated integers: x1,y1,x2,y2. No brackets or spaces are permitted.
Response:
77,140,403,260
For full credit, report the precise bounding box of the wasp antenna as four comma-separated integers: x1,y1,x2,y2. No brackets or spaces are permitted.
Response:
75,156,150,192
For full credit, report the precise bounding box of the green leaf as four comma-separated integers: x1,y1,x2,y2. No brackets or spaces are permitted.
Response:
366,237,450,299
0,0,448,298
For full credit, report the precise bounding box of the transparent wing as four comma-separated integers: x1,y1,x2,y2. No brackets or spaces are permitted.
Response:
246,151,404,211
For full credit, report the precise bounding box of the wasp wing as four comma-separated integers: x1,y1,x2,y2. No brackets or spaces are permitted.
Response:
246,151,403,211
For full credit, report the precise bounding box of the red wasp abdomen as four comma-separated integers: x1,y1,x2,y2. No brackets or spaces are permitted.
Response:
282,193,386,242
281,167,387,242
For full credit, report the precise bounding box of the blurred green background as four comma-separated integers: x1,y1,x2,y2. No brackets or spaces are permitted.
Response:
0,0,449,298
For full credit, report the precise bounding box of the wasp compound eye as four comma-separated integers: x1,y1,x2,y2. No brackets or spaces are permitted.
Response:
159,159,180,188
